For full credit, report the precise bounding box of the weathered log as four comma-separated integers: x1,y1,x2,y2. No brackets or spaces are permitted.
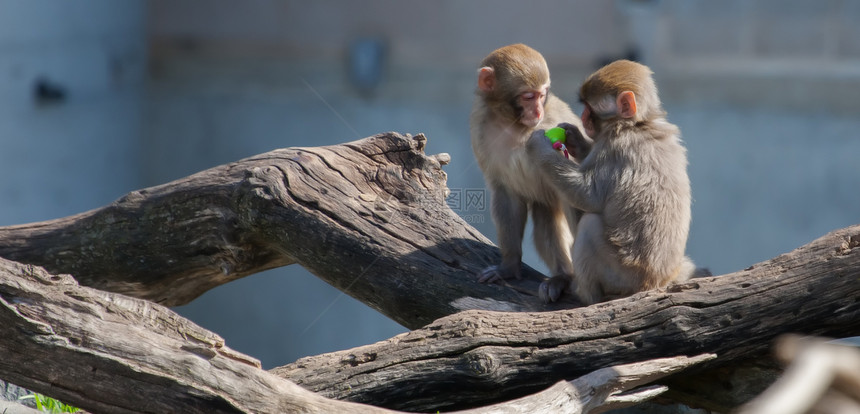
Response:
0,256,377,414
454,353,716,414
0,255,711,413
658,356,781,411
271,224,860,411
737,335,860,414
0,133,575,329
1,133,859,412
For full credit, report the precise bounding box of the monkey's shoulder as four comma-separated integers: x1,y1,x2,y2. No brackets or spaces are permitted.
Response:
613,125,687,162
590,132,689,192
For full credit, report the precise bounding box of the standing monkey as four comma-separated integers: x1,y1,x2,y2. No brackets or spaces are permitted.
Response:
470,44,590,287
527,60,701,304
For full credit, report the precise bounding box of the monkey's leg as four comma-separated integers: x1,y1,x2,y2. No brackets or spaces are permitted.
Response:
533,202,575,303
569,213,612,305
477,186,527,283
532,202,575,274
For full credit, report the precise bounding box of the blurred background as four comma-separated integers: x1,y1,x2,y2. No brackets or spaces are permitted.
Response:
0,0,858,369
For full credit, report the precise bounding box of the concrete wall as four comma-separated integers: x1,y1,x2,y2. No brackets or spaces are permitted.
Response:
1,0,859,371
0,1,146,225
633,0,860,110
146,0,860,369
146,0,626,368
148,0,627,67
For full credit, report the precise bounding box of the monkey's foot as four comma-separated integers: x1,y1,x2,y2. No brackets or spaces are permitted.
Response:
477,264,520,284
539,275,571,303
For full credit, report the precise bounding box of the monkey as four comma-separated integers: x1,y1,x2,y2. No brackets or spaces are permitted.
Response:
469,43,591,287
525,59,701,305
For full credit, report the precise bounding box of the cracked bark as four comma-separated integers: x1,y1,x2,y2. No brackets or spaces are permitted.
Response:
0,132,858,412
0,132,576,330
270,223,860,411
0,255,714,413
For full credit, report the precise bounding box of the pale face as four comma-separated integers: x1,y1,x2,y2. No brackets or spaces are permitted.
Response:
517,85,548,128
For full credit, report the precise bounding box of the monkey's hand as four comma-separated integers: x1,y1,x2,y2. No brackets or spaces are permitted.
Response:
477,263,521,284
558,122,593,161
525,129,557,157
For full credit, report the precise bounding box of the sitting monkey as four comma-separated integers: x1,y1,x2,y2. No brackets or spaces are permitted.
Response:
527,60,704,304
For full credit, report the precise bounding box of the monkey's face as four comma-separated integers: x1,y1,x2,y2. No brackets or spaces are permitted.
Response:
580,103,598,137
515,86,548,128
580,91,621,137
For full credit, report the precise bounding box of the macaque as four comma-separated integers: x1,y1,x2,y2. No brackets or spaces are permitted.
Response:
470,44,590,286
526,60,701,305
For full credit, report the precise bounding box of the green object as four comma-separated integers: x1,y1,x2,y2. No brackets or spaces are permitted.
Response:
545,127,566,145
545,127,570,158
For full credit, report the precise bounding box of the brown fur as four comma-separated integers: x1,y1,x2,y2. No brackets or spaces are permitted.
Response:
527,60,699,305
470,44,587,284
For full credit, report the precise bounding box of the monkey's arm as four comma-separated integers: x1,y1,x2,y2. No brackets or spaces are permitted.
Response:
526,131,602,213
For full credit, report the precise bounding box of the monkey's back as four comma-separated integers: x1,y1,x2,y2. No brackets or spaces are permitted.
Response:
595,119,691,281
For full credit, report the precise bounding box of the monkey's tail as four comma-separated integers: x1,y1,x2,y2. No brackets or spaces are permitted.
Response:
692,267,713,278
677,256,712,282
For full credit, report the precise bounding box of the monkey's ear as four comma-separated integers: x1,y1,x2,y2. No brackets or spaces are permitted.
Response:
477,67,495,92
616,91,637,119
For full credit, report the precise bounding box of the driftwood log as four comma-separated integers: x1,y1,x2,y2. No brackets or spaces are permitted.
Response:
0,132,576,330
0,133,858,412
0,256,713,413
272,221,860,411
738,335,860,414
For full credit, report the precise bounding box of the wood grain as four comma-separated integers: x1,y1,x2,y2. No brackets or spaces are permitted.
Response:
272,224,860,411
0,133,857,412
0,133,576,329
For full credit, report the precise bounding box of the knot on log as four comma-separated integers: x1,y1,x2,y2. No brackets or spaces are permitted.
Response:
660,314,695,335
343,352,378,367
837,234,860,255
240,166,290,204
462,349,502,380
431,152,451,166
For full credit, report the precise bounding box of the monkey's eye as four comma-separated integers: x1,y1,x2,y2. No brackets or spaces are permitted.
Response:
521,92,537,101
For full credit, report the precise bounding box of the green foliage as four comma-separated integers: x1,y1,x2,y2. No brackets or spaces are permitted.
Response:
18,393,80,413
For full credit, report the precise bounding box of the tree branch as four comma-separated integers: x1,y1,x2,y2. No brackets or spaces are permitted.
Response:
737,335,860,414
455,354,716,414
0,133,575,329
0,255,711,413
0,133,858,412
271,224,860,411
0,256,390,414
